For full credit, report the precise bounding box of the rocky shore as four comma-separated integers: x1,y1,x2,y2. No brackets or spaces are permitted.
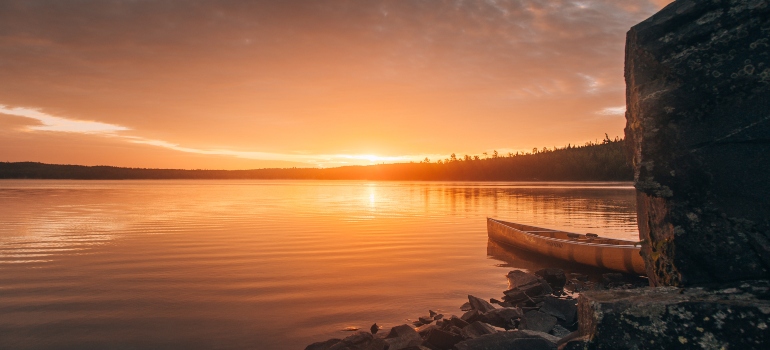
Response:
304,268,646,350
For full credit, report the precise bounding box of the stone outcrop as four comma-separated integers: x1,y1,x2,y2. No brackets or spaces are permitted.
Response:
625,0,770,286
576,281,770,349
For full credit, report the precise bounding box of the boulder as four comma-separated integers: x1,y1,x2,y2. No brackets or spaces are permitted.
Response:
549,324,572,339
304,338,341,350
385,324,423,350
578,282,770,349
459,302,472,311
448,315,470,329
415,323,438,337
625,0,770,286
481,307,524,328
362,338,389,350
328,331,373,350
539,296,578,324
503,271,552,304
467,295,497,313
460,309,483,324
422,328,463,350
454,331,557,350
519,310,558,333
460,321,498,339
535,268,567,291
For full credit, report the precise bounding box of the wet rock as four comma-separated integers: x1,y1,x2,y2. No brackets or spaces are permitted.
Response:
423,328,463,350
625,0,770,286
305,338,341,350
519,310,557,333
454,331,557,350
535,268,567,291
418,316,434,324
415,323,437,337
578,282,770,349
385,324,423,350
460,321,498,339
467,295,497,313
328,331,373,350
433,313,443,321
539,296,578,324
481,307,523,328
503,271,552,305
370,323,379,335
429,310,437,317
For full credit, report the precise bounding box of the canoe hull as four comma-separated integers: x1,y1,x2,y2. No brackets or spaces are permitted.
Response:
487,218,646,275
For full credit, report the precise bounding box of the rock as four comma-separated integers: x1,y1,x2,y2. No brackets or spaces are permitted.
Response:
516,329,561,345
433,313,443,321
490,298,502,304
459,302,472,311
507,270,543,289
448,315,470,329
578,282,770,349
418,316,434,324
549,324,572,339
625,0,770,286
385,324,424,350
399,347,431,350
423,328,464,350
460,321,498,339
370,323,379,334
558,335,590,350
454,331,557,350
503,271,552,304
328,331,373,350
481,307,524,328
519,310,557,333
539,296,577,324
467,295,497,313
415,323,437,337
429,310,437,317
363,338,389,350
460,309,483,324
535,268,567,291
304,338,341,350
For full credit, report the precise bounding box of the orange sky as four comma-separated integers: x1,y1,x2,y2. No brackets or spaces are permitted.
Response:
0,0,672,169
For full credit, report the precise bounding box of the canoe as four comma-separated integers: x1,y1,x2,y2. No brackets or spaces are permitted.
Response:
487,218,646,275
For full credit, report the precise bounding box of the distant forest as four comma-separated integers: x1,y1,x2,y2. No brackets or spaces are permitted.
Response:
0,137,632,181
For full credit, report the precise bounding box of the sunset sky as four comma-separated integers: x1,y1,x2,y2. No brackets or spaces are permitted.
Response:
0,0,671,169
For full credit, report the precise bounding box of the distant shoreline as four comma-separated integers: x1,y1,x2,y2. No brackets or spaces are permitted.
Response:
1,141,632,181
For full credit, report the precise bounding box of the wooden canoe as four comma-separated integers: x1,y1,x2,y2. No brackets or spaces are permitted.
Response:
487,218,646,275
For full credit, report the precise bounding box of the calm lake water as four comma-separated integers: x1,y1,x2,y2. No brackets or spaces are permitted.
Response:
0,180,638,349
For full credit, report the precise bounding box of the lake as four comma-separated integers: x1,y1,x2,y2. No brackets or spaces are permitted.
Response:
0,180,638,349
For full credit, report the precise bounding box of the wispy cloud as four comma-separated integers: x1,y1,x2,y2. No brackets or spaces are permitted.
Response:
597,106,626,115
0,105,428,167
0,105,128,133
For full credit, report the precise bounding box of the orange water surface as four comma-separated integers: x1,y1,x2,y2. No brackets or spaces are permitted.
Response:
0,180,637,349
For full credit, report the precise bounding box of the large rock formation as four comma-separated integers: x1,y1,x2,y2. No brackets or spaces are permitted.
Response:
577,281,770,349
625,0,770,286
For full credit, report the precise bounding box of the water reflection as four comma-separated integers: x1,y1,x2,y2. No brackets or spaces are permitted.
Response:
0,180,637,350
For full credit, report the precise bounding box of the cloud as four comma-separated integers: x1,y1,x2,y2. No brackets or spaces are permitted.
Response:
0,105,128,133
598,106,627,115
0,0,668,168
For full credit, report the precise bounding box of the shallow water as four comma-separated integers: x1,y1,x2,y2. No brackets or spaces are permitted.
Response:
0,180,638,349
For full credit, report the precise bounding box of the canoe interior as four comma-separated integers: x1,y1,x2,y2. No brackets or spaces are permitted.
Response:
498,221,640,246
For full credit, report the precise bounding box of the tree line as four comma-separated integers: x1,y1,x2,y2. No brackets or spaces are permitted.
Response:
0,136,631,181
